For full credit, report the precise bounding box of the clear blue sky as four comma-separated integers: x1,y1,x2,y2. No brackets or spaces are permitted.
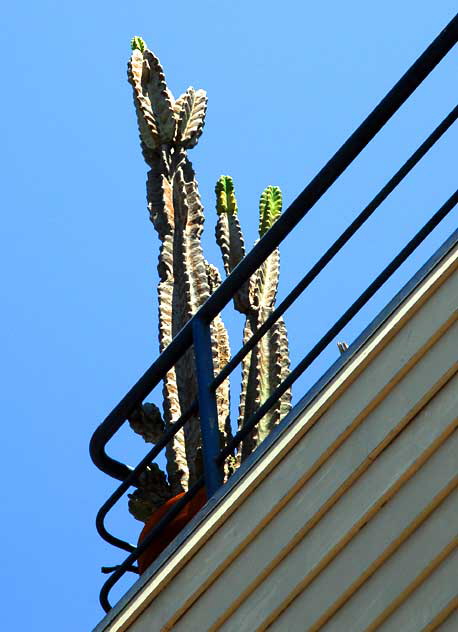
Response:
1,2,456,630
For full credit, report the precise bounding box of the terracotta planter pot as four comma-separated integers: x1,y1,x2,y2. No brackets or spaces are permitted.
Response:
137,488,207,574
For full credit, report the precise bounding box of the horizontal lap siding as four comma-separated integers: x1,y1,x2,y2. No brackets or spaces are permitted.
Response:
173,334,458,632
228,389,458,632
270,452,457,631
373,548,458,632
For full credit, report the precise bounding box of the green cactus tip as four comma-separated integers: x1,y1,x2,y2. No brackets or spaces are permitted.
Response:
131,36,146,52
259,186,282,237
215,175,238,217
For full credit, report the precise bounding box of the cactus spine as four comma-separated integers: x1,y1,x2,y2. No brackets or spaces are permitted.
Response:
126,40,290,522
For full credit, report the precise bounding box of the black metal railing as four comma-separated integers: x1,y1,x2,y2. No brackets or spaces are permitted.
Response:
90,13,458,614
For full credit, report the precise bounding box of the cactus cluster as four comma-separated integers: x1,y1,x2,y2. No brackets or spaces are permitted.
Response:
215,177,291,461
125,38,291,522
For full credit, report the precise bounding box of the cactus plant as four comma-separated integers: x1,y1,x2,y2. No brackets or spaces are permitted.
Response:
215,177,291,461
126,39,290,523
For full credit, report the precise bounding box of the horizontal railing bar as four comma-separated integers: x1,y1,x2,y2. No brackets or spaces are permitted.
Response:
99,477,205,613
198,14,458,326
211,105,458,391
217,189,458,462
101,564,139,575
96,399,199,552
90,13,457,483
89,331,196,481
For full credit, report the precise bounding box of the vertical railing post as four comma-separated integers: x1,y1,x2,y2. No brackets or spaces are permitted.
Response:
192,316,223,496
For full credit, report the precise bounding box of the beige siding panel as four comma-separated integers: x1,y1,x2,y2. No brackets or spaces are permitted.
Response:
370,548,458,632
171,325,458,632
269,497,457,632
435,606,458,631
319,500,458,631
97,250,458,632
217,386,458,630
232,435,458,632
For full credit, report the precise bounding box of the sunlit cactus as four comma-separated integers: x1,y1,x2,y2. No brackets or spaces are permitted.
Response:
215,176,251,313
126,41,290,522
259,186,282,237
215,177,291,461
126,38,230,521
